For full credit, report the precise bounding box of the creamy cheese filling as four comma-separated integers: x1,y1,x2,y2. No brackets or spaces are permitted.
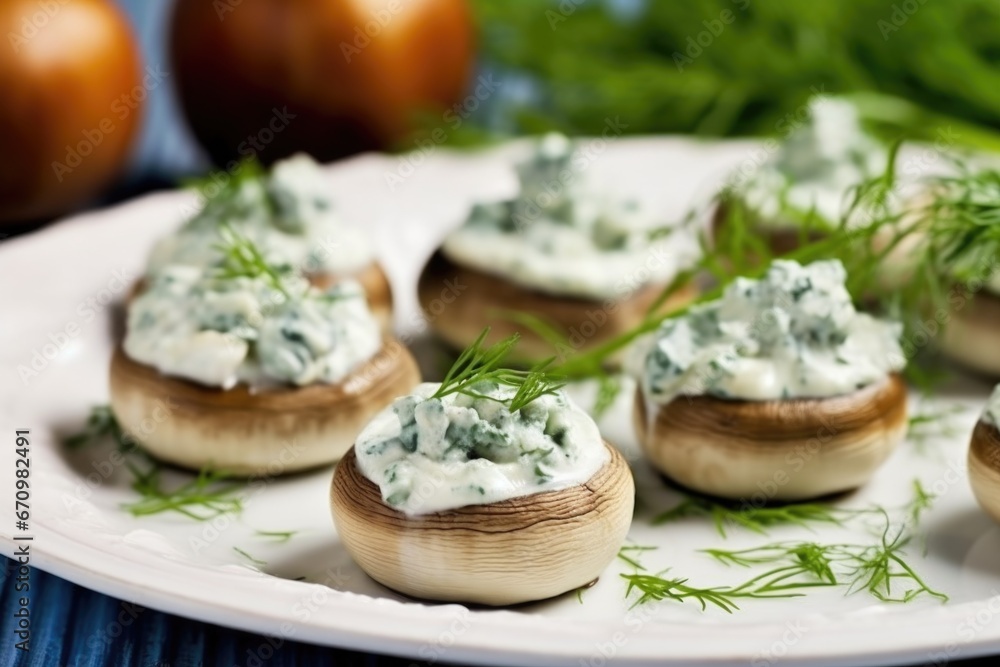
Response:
640,259,906,402
124,265,381,389
147,154,374,277
355,382,609,516
736,98,886,228
982,385,1000,428
440,133,698,300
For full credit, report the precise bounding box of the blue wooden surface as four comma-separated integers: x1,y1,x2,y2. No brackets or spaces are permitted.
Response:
3,557,1000,667
0,559,414,667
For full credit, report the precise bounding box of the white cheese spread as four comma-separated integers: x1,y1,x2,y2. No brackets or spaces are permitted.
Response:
355,382,609,515
148,154,374,278
441,133,697,300
124,265,381,389
640,259,905,402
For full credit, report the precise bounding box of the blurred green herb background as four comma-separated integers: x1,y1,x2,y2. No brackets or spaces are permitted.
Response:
466,0,1000,148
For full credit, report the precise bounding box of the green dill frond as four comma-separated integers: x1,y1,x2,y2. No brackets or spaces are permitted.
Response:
64,405,123,450
213,224,298,299
65,406,246,522
124,463,243,521
653,495,852,537
432,328,566,412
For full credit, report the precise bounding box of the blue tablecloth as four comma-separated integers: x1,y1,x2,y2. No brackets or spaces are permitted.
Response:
3,558,1000,666
0,560,412,667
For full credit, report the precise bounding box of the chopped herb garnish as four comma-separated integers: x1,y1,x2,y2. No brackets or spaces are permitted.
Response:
213,224,299,299
65,406,245,521
624,512,945,611
432,328,566,412
653,495,856,537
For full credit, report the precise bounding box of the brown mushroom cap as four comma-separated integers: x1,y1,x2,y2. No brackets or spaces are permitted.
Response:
633,374,908,501
941,290,1000,378
330,442,635,606
417,250,696,364
969,420,1000,525
109,338,420,476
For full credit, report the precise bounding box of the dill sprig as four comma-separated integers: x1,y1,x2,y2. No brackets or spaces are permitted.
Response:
65,406,245,522
907,403,966,451
432,328,567,412
254,529,299,543
591,374,622,419
620,572,800,613
618,545,810,612
845,517,947,603
653,496,853,537
617,544,657,571
124,463,243,521
183,157,269,223
64,405,120,449
233,546,267,567
693,514,948,607
904,480,937,527
921,164,1000,283
213,224,298,299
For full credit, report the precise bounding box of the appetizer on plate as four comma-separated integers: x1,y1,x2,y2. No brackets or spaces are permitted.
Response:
142,153,392,326
931,167,1000,376
330,335,634,605
111,235,419,475
714,97,886,254
418,132,698,363
633,259,908,501
969,385,1000,524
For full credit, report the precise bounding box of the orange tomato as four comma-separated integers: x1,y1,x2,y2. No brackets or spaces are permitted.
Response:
170,0,475,165
0,0,143,224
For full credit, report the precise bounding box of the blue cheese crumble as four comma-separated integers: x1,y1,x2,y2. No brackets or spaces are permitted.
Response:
124,265,380,389
982,385,1000,428
355,382,609,516
640,260,905,402
440,133,697,299
737,98,886,228
148,154,373,278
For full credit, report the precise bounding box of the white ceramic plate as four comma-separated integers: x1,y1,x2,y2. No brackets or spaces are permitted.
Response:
2,139,1000,667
